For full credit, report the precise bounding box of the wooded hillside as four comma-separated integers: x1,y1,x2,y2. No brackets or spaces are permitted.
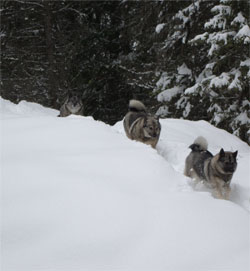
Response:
1,0,249,143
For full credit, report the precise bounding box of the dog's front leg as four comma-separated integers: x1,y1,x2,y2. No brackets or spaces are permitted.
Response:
214,178,224,199
223,184,231,200
215,188,224,199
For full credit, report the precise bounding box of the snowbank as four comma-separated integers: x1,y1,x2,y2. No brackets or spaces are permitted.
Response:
1,98,249,271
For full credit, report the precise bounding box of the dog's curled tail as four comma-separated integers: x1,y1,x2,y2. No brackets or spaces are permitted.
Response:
189,136,208,152
129,100,146,112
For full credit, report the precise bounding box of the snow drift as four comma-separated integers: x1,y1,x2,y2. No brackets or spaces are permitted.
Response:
1,98,249,271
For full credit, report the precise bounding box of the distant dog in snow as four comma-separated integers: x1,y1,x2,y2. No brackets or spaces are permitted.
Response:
184,136,238,200
123,100,161,148
58,93,83,117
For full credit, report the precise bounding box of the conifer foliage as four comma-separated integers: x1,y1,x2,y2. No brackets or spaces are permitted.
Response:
155,0,250,143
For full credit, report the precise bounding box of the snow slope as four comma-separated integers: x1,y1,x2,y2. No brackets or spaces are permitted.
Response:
1,98,249,271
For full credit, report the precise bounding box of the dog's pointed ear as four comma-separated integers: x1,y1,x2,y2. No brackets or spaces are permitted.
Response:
233,150,238,159
219,148,225,157
189,143,197,151
189,144,194,150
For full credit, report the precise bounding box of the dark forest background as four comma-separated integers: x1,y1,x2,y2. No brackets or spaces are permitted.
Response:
1,0,249,143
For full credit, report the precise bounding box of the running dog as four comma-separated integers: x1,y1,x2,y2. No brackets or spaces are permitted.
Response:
184,136,238,199
123,100,161,148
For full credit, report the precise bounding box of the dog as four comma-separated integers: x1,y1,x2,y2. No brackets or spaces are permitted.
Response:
123,100,161,148
58,93,83,117
184,136,238,199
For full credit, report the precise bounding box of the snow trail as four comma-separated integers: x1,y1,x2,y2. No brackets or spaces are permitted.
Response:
115,115,250,212
156,119,250,212
1,98,250,271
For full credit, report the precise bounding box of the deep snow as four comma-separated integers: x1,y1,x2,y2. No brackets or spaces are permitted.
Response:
1,98,249,271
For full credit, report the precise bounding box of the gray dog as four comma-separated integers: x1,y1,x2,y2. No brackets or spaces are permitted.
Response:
184,136,238,199
59,93,83,117
123,100,161,148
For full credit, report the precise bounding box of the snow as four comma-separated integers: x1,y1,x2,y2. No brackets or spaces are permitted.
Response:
240,58,250,67
157,86,183,102
183,102,191,118
177,63,192,76
190,32,208,43
174,10,189,25
208,42,219,56
231,12,247,27
235,25,250,38
209,72,230,88
201,30,236,56
205,13,226,30
208,31,236,45
1,98,250,271
155,72,172,91
155,105,169,117
174,0,201,25
155,23,165,34
0,30,6,38
235,25,250,44
196,62,215,83
235,112,250,125
205,4,233,30
184,83,200,95
211,4,231,16
132,41,139,51
228,70,242,90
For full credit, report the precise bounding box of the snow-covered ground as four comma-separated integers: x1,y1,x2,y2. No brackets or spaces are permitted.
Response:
1,98,249,271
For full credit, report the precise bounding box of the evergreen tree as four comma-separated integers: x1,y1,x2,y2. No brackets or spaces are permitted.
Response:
69,1,135,124
156,0,250,143
1,0,249,143
1,1,88,108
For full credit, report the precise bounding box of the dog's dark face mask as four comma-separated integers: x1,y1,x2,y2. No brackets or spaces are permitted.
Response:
218,148,238,173
68,94,82,107
66,94,83,113
144,117,161,138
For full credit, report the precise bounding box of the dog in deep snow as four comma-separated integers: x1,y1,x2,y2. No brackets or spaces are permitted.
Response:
184,136,238,200
58,92,84,117
123,100,161,148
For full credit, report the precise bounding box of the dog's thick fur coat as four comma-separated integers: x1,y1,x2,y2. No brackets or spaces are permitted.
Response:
59,93,83,117
123,100,161,148
184,136,238,199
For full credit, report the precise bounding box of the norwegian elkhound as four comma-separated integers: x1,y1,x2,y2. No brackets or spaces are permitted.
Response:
123,100,161,148
58,93,83,117
184,136,238,200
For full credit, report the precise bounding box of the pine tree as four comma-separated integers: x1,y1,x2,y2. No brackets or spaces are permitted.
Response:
156,0,250,143
188,0,250,142
1,1,88,108
68,1,135,124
